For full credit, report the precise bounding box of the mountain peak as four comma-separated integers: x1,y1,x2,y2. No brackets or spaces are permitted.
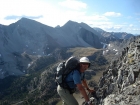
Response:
63,20,79,26
20,17,31,21
17,17,39,25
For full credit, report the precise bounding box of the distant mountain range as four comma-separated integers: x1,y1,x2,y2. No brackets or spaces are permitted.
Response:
0,18,135,78
93,27,134,39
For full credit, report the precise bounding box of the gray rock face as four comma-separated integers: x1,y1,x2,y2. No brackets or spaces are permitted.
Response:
96,36,140,105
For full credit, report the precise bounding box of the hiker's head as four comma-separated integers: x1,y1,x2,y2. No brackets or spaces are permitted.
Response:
79,57,90,72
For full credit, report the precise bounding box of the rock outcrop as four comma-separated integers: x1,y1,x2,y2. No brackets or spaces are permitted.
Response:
96,36,140,105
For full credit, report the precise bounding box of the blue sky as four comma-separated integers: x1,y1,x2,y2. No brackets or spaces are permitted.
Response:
0,0,140,34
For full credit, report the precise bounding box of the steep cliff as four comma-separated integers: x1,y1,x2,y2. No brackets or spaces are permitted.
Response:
96,36,140,105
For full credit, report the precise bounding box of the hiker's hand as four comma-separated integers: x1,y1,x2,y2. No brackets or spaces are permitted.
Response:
87,101,94,105
89,103,93,105
87,88,95,93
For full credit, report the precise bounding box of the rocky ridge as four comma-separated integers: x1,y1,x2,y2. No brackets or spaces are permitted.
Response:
96,36,140,105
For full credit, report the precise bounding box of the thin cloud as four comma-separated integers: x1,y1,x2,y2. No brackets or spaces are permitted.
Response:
136,18,140,22
104,12,121,17
86,15,109,21
87,21,113,29
58,0,87,10
129,24,133,27
96,23,125,32
0,0,55,18
105,27,122,31
4,15,43,20
126,16,133,19
133,28,140,31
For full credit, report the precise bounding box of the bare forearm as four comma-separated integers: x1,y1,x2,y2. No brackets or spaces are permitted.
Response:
82,79,89,89
78,86,89,102
82,80,95,93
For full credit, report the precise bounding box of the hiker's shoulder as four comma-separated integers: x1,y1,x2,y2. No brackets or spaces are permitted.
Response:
72,69,81,75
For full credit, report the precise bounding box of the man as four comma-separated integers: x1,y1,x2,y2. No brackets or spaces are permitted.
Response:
57,57,94,105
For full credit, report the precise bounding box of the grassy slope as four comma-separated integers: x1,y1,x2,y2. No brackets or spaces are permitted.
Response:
67,47,99,58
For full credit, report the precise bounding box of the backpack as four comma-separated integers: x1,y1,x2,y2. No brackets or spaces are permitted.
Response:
55,56,79,90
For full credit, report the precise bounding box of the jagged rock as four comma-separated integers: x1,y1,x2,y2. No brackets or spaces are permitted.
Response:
96,36,140,105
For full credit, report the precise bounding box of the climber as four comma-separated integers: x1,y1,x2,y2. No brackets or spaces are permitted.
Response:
57,57,95,105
